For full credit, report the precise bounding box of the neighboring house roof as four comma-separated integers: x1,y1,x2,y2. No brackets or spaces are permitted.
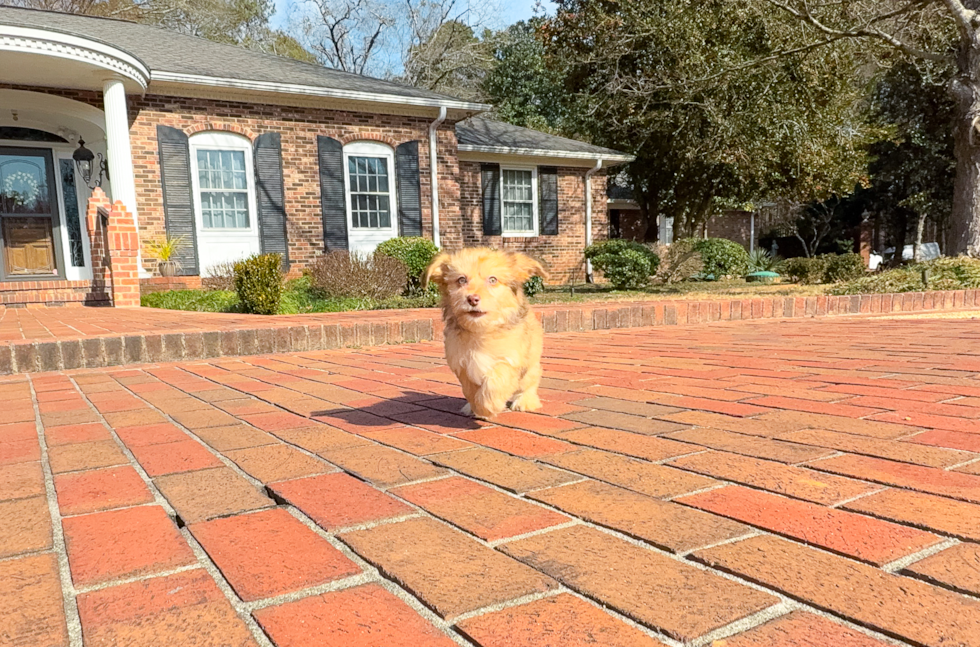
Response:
0,6,487,111
457,117,634,163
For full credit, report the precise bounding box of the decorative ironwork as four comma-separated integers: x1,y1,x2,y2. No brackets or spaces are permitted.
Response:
60,159,85,267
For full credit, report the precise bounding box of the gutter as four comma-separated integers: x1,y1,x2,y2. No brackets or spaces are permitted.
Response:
429,106,448,248
585,158,603,283
457,144,634,163
150,72,490,113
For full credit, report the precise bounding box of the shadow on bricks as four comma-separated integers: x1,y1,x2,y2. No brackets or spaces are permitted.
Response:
310,393,483,432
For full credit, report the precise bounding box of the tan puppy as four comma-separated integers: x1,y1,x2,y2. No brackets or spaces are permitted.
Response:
424,248,548,419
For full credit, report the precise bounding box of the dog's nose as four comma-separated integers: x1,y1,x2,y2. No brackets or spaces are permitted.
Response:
467,294,480,306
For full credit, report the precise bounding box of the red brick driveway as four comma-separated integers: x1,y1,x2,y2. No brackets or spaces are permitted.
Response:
3,314,980,647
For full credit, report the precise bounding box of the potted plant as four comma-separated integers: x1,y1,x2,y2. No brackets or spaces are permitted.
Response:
144,235,185,277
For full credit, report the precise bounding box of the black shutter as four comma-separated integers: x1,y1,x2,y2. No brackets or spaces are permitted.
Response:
481,163,501,236
538,166,559,235
317,135,347,251
395,141,422,237
156,125,198,275
254,132,289,268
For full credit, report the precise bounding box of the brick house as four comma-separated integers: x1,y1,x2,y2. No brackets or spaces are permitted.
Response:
0,7,631,306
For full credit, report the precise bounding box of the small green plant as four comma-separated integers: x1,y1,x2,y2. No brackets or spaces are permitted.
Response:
683,238,750,279
523,275,545,298
585,239,660,289
144,235,185,262
375,237,439,295
746,249,781,273
824,253,866,283
233,253,284,315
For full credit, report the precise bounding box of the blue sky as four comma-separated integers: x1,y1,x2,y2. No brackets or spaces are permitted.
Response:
271,0,554,33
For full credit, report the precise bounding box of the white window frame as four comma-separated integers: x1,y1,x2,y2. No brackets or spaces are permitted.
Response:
343,141,398,233
189,131,258,234
499,165,538,238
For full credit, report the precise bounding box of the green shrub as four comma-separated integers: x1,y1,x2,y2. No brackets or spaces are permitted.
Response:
680,238,750,279
824,253,866,283
233,253,284,315
375,237,439,295
830,256,980,295
523,275,545,298
781,256,831,284
585,240,660,289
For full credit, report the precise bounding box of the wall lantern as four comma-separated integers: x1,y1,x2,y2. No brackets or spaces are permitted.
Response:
72,138,109,188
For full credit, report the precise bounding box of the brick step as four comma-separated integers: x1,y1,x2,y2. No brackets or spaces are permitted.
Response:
2,288,977,375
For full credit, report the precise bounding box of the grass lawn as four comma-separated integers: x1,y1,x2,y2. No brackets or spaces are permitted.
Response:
142,276,825,314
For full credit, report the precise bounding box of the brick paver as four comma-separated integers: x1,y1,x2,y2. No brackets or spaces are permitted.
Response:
501,525,778,642
189,508,360,601
391,476,569,541
903,542,980,596
254,584,457,647
456,593,669,647
2,313,980,646
341,517,557,619
0,554,68,647
63,505,195,587
76,569,257,647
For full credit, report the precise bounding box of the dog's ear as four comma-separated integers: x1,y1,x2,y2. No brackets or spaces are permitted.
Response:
508,253,549,283
423,252,453,288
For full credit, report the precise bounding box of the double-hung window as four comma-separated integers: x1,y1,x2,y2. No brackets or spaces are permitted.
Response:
500,167,537,236
196,149,250,229
344,141,397,231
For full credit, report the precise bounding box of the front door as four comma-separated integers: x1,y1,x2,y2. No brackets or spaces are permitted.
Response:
0,147,63,279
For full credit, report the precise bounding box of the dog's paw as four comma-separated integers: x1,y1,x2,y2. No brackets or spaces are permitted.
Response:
509,392,542,412
459,402,473,416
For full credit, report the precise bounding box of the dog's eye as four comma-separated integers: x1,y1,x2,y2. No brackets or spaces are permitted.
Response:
457,276,467,286
487,276,497,285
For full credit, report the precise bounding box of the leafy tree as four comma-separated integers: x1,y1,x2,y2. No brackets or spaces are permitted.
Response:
773,62,956,260
481,20,569,132
541,0,881,240
757,1,976,254
865,63,955,257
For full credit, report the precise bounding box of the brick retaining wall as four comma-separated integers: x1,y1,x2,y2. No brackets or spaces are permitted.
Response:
1,288,976,374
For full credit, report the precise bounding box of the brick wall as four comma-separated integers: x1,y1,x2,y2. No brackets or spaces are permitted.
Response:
127,94,461,274
450,162,609,283
707,211,755,250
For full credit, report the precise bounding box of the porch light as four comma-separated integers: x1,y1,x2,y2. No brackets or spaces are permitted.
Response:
72,139,109,188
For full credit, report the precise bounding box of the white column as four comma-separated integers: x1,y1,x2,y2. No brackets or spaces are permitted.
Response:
103,78,150,277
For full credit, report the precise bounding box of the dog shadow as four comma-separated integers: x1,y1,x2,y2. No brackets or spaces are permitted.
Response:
310,392,484,431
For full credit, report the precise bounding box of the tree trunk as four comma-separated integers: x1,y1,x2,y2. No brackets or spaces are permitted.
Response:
913,212,926,262
949,61,980,256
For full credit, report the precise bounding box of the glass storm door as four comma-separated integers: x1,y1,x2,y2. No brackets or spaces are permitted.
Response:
0,147,61,278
